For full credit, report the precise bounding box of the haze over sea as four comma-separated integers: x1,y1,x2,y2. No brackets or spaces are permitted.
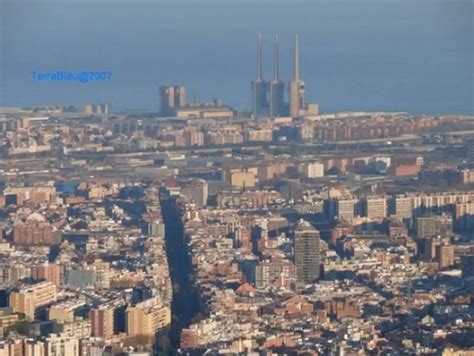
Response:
1,0,473,115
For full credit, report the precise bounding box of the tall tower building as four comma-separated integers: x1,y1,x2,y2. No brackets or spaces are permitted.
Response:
174,86,186,108
160,85,186,116
269,35,285,117
160,85,175,116
294,219,321,283
251,34,269,116
288,35,305,117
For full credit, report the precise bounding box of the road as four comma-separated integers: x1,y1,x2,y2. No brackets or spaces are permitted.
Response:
160,197,199,350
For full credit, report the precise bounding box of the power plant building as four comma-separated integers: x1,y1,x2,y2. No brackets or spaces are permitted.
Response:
251,34,319,118
252,34,270,116
269,35,286,117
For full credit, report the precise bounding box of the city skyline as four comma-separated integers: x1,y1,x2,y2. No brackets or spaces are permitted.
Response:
0,0,473,354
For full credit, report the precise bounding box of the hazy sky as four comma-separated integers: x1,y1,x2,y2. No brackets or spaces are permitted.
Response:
1,0,473,114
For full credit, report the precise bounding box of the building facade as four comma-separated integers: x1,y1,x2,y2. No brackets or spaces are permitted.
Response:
294,219,321,283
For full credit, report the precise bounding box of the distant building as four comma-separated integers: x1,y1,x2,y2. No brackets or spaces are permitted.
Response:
297,123,314,140
453,202,474,232
436,243,454,269
461,255,474,278
183,127,204,147
269,35,285,117
385,218,408,238
148,221,165,238
234,227,252,252
9,281,57,319
390,156,423,176
368,156,391,173
81,105,93,114
181,179,208,207
45,334,79,356
416,213,453,239
258,162,291,182
252,34,270,116
80,104,108,115
94,104,109,114
205,128,243,145
230,171,256,188
13,213,58,246
288,36,305,118
391,195,414,227
278,180,303,201
244,128,273,142
49,299,86,323
159,85,186,116
458,169,474,184
299,162,324,178
31,263,61,287
81,104,109,115
126,297,171,341
362,196,387,220
174,105,233,119
251,34,317,117
330,220,353,245
294,219,321,283
420,236,450,261
255,260,297,288
65,269,96,289
90,305,115,340
0,310,19,335
288,36,319,118
328,198,356,221
181,329,200,349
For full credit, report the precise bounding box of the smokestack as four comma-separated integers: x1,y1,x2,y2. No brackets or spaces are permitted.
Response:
256,33,262,81
294,34,300,81
273,34,280,81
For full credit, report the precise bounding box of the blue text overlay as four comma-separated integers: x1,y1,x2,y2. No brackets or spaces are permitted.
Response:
32,71,112,83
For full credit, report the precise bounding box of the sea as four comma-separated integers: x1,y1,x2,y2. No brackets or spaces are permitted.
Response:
1,0,473,115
